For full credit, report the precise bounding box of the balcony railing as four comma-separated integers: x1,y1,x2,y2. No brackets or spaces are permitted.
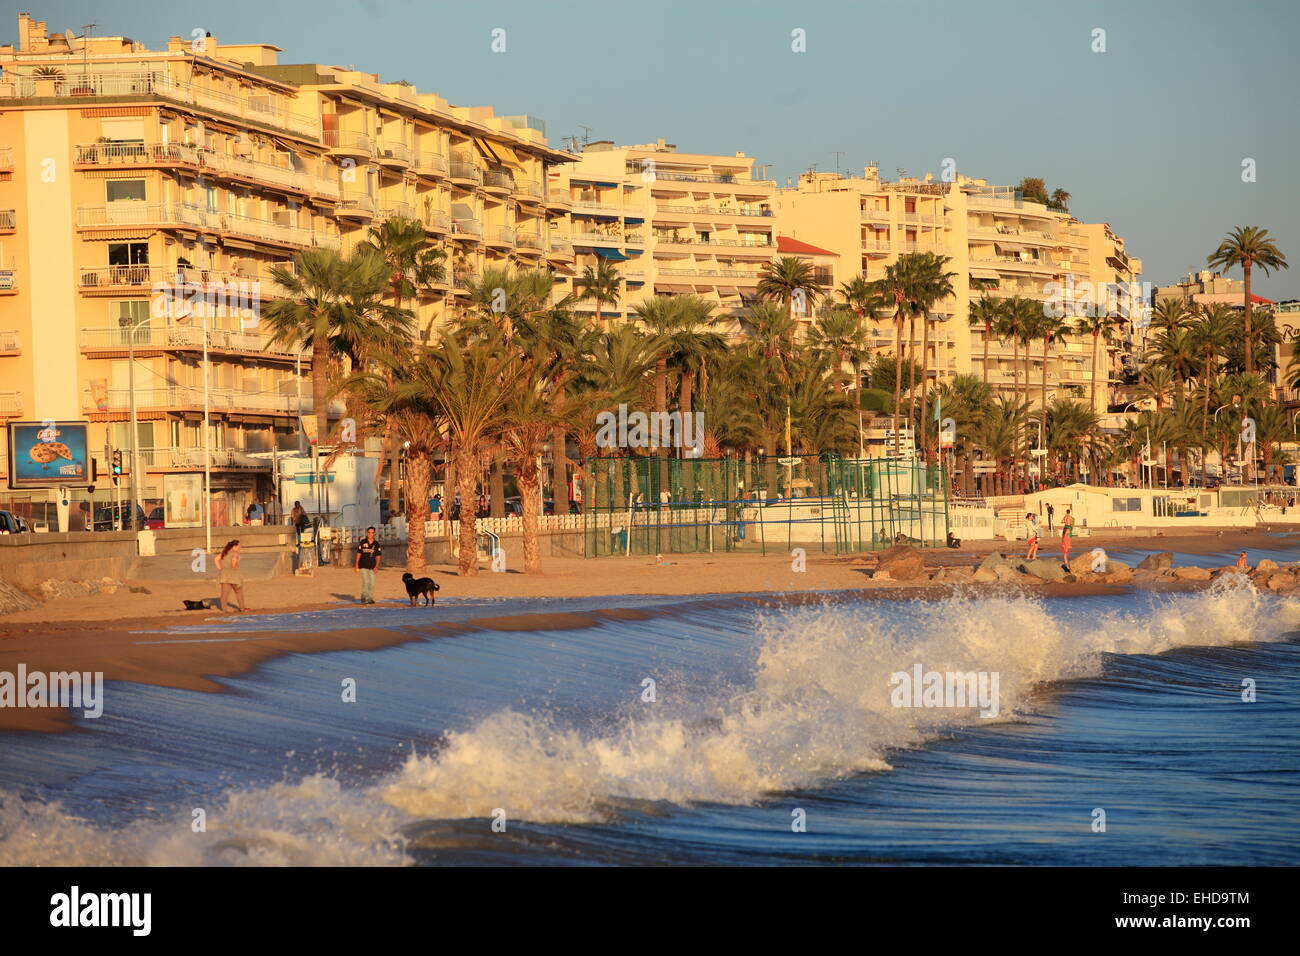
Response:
572,200,622,215
514,181,544,200
377,141,413,164
482,170,515,191
0,269,15,292
415,151,448,175
549,239,574,257
0,210,12,230
632,166,757,185
75,202,335,248
860,208,891,221
448,159,482,183
861,239,892,252
422,209,451,231
0,147,11,170
0,71,319,138
657,236,772,248
0,392,22,416
323,130,373,154
516,232,544,250
655,204,773,217
569,231,624,245
84,385,336,416
658,267,762,281
135,446,268,470
0,330,19,353
80,325,297,357
450,218,483,237
489,225,516,245
379,203,416,222
74,141,201,167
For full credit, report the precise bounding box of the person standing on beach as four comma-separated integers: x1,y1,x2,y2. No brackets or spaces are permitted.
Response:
1236,551,1249,570
214,539,249,612
1024,512,1040,560
1046,503,1054,532
355,526,381,605
1060,507,1074,564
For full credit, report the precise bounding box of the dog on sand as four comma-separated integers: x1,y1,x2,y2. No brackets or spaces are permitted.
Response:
401,572,440,607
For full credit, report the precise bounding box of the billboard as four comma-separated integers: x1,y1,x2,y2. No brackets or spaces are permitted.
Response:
163,473,203,528
5,420,91,489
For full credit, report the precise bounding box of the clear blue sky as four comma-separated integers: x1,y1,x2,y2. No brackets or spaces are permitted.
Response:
6,0,1297,298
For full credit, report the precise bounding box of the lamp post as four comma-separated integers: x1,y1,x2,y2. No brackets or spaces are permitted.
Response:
118,312,145,532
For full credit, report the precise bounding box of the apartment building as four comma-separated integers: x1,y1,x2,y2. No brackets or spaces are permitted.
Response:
777,166,1146,414
0,12,573,519
559,140,777,329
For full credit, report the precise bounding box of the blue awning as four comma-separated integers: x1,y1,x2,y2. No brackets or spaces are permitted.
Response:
625,217,645,224
595,248,629,260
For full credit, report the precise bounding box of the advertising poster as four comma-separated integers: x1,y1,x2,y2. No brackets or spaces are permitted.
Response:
5,421,91,489
163,473,203,528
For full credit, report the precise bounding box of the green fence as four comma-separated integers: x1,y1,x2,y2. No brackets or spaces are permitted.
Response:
581,455,948,557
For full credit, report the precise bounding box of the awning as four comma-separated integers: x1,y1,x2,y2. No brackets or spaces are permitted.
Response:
595,248,629,260
656,283,693,293
624,217,645,224
571,177,619,188
693,284,714,292
716,286,739,296
472,138,503,164
970,269,1000,280
995,240,1027,252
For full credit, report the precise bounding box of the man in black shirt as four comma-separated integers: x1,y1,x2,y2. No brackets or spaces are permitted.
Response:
355,526,381,604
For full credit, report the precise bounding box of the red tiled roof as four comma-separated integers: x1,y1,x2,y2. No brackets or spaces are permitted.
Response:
775,236,838,257
1250,293,1274,305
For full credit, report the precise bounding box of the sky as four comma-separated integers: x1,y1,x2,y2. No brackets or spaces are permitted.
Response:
5,0,1297,299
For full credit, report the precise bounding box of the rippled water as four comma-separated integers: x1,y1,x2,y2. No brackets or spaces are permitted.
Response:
2,571,1298,866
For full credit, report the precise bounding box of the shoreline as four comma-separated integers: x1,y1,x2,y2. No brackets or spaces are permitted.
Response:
1,526,1295,734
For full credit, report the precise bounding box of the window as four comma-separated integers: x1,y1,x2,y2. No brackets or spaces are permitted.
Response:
1111,497,1142,512
108,242,149,267
106,179,146,203
111,301,150,344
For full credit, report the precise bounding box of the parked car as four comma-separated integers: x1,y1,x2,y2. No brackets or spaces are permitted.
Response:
0,510,29,534
92,503,148,531
145,506,166,530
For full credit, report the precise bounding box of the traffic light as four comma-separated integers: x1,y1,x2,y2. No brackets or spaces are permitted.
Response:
111,450,123,483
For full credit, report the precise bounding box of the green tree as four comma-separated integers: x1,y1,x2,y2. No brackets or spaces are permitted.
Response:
1207,226,1289,376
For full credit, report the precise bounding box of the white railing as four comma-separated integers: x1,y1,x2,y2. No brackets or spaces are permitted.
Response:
449,159,482,182
489,225,516,244
423,209,451,231
451,218,483,236
569,231,624,245
0,330,19,352
0,269,15,291
379,203,416,222
516,232,544,250
323,130,373,154
549,239,574,256
377,141,413,164
416,151,448,174
0,392,22,416
338,196,377,218
572,200,621,215
861,239,892,251
136,446,267,469
860,208,891,220
74,141,200,166
84,385,338,415
79,325,298,357
0,147,11,170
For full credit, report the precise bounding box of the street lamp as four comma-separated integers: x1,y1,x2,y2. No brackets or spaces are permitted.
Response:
117,311,144,532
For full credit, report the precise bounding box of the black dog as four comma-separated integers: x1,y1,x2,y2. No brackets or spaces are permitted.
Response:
402,573,440,607
182,599,211,611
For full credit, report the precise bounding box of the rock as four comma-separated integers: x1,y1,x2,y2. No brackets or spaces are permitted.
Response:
872,569,893,582
972,567,999,583
994,563,1026,582
0,579,39,614
1021,558,1069,582
934,566,974,583
1173,566,1212,581
876,545,925,582
1256,558,1279,572
1102,568,1134,584
1267,572,1297,592
1136,552,1173,571
978,552,1011,572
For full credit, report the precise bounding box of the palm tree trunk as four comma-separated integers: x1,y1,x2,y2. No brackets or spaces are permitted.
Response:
906,312,918,453
552,422,569,514
679,370,694,459
982,320,990,387
1243,262,1254,376
1090,330,1099,412
490,455,506,518
311,337,330,444
920,314,930,463
404,453,431,574
453,447,479,575
516,457,542,573
892,316,904,455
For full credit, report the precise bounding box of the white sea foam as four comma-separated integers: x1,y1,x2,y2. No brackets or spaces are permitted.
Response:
2,579,1295,865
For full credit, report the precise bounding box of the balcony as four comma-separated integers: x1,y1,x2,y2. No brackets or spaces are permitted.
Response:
422,209,451,233
0,147,11,171
0,209,12,233
514,180,545,204
572,199,622,216
656,204,773,218
0,392,22,417
861,239,892,253
450,218,483,239
376,141,413,167
324,130,373,160
337,196,377,221
515,232,544,253
631,165,757,186
135,446,268,471
0,269,15,294
0,330,19,354
415,151,448,177
75,203,334,249
379,203,416,223
569,231,624,247
970,256,1063,275
0,72,320,139
860,208,891,222
482,170,515,195
485,225,516,248
544,189,572,211
83,385,338,417
80,325,298,359
548,239,575,260
448,159,482,186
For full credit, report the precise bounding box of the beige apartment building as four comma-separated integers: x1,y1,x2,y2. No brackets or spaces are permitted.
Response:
0,12,573,520
558,140,777,328
777,167,1146,414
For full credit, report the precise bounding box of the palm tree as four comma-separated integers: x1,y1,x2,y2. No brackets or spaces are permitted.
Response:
1192,303,1236,452
1036,314,1067,439
575,258,623,326
1146,325,1200,402
414,328,530,575
264,248,413,442
1149,298,1191,335
1254,405,1293,484
968,294,1003,388
1207,226,1290,376
1074,312,1120,412
757,255,824,323
1136,365,1175,413
1049,188,1071,211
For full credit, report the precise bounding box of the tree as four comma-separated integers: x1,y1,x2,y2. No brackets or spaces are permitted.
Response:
757,255,824,322
265,248,413,443
1018,177,1049,205
1074,311,1120,412
1049,188,1071,212
968,294,1003,388
575,258,622,326
1191,303,1236,455
1207,226,1289,376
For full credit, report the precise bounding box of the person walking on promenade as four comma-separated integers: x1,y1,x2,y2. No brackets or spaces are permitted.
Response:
214,539,249,612
355,525,381,604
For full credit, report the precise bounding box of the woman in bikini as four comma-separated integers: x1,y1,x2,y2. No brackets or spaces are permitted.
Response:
1060,507,1075,564
215,539,250,613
